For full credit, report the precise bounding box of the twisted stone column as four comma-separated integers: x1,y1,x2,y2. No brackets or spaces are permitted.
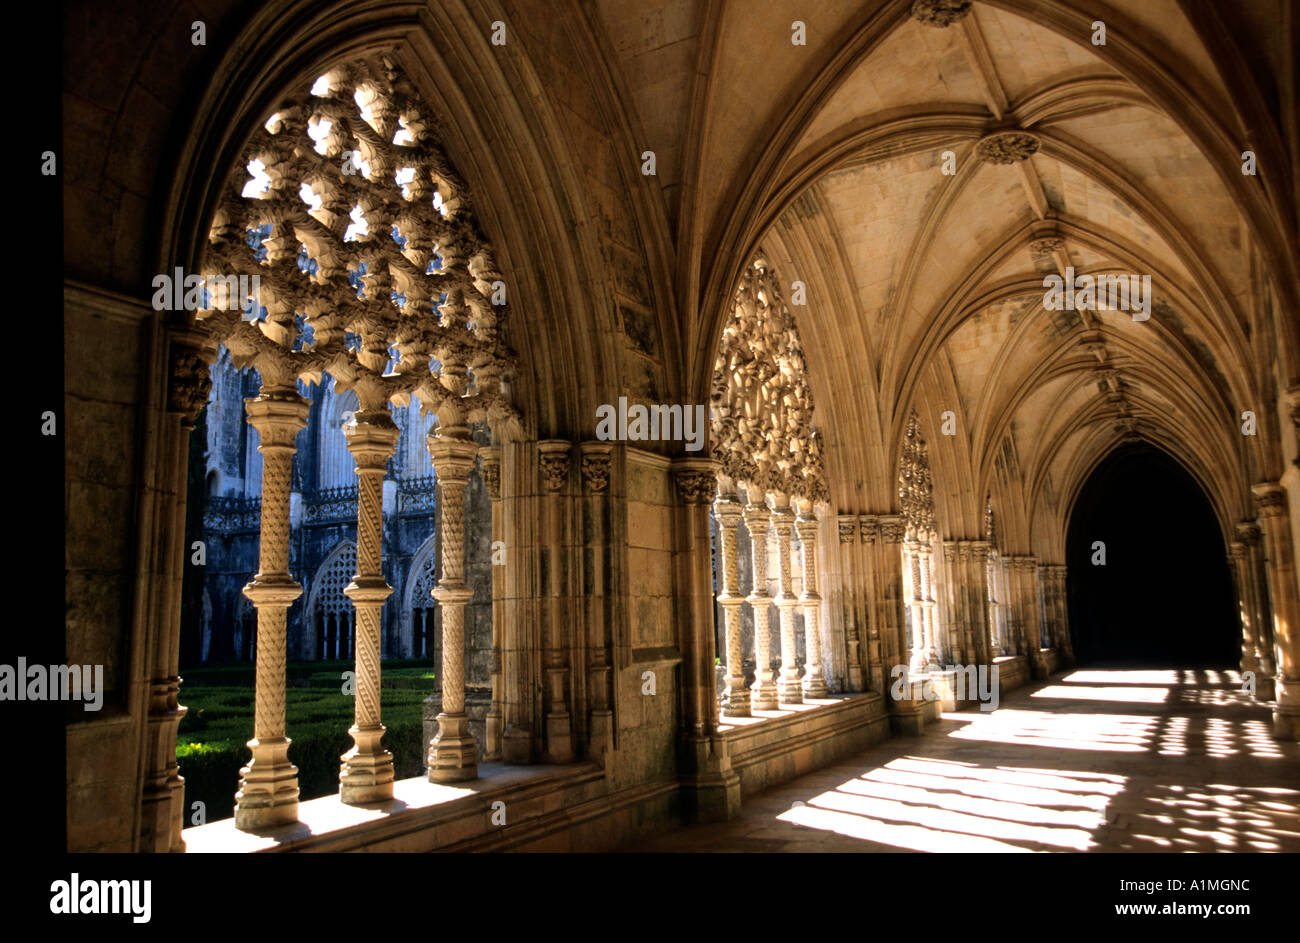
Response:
1252,483,1300,738
714,494,749,717
797,507,827,698
772,501,802,704
339,409,399,803
743,498,779,710
427,433,479,782
235,386,309,829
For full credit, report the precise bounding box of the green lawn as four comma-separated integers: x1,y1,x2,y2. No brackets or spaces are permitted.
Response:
177,660,435,824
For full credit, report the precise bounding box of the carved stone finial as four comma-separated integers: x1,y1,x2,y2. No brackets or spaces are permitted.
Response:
910,0,972,27
975,130,1040,164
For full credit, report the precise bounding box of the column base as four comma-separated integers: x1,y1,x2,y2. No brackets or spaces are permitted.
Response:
1256,674,1276,700
722,682,751,718
777,675,804,704
1273,679,1300,741
802,670,828,699
234,737,299,829
502,724,533,764
544,710,575,763
589,709,614,764
428,713,479,782
484,707,503,761
750,676,779,711
339,724,395,804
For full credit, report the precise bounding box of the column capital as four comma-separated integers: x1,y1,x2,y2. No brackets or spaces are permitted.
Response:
537,439,571,492
244,388,309,447
673,456,720,504
880,515,907,543
713,493,744,526
579,441,613,494
344,409,400,465
1236,520,1261,544
1250,481,1288,518
859,515,879,543
427,434,479,479
837,515,857,543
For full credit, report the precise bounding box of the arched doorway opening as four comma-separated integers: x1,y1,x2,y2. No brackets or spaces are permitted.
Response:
1065,442,1236,666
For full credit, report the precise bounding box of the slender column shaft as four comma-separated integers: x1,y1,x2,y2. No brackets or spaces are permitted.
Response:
538,440,574,762
580,443,614,756
1239,522,1276,699
773,503,802,704
918,537,939,669
427,433,479,781
1252,483,1300,738
878,517,907,685
837,517,863,688
339,409,398,803
905,536,926,674
481,446,504,760
714,496,750,717
797,509,827,698
235,387,309,829
744,499,778,710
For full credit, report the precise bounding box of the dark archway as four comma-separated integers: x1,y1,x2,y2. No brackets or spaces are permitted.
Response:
1065,442,1236,667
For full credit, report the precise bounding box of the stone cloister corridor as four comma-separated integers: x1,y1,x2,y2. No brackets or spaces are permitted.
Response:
50,0,1300,914
626,668,1300,853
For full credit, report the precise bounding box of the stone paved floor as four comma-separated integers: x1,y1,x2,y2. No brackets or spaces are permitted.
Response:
626,668,1300,852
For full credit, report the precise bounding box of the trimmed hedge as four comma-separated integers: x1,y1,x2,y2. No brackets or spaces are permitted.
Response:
178,682,430,823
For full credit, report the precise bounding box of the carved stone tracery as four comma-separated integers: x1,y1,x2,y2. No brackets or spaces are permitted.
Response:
710,254,827,505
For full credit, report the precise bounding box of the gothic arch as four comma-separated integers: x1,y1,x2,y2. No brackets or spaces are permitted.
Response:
305,541,357,661
401,531,440,660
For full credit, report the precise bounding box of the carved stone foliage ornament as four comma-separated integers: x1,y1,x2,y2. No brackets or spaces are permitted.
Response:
911,0,972,27
199,55,516,431
975,130,1040,165
710,253,828,504
675,470,715,505
898,409,935,537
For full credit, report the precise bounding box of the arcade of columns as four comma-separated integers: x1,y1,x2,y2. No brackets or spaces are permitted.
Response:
706,256,1081,720
196,56,517,826
159,53,1300,842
